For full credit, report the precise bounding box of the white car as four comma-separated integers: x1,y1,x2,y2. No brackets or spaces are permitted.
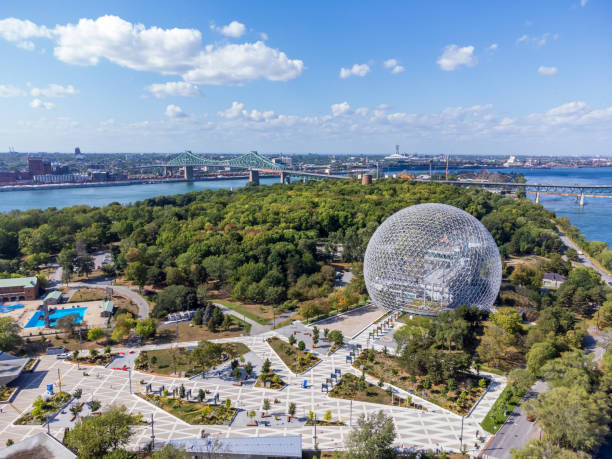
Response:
56,352,71,359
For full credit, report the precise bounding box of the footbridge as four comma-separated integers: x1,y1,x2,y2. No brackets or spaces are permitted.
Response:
414,179,612,208
148,150,347,184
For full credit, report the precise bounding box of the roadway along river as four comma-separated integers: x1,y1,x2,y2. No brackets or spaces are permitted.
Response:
3,166,612,248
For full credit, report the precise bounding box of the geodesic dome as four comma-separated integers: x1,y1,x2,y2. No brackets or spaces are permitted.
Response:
363,203,501,316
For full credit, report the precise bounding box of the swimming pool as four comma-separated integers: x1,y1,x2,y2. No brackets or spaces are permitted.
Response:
24,307,88,328
0,304,23,313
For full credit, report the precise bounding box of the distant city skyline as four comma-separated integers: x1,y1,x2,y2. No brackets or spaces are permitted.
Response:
0,0,610,154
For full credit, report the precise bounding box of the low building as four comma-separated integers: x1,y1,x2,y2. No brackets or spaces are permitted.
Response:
101,299,115,317
0,432,77,458
168,435,302,459
0,276,39,302
542,272,567,289
43,290,63,305
0,352,30,385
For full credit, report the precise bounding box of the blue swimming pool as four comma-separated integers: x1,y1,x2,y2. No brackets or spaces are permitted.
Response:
0,304,23,313
24,307,88,328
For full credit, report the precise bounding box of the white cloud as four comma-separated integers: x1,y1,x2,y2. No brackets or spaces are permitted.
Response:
0,15,304,86
384,58,404,74
260,32,268,41
0,84,25,97
217,101,275,121
146,81,200,98
339,63,370,78
30,98,55,109
517,33,558,47
487,43,499,52
165,104,187,118
538,65,558,76
437,45,476,71
581,0,588,6
0,18,51,50
331,101,351,116
30,83,78,97
212,21,246,38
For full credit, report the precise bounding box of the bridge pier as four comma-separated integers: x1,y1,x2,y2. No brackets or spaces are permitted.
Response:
249,170,260,186
280,171,290,184
163,166,168,176
184,166,194,181
535,191,540,204
580,192,585,209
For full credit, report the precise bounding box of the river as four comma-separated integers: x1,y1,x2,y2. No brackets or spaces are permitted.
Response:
3,166,612,247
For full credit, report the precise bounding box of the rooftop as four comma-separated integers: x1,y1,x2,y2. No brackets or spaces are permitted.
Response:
0,432,76,459
101,300,114,313
168,435,302,458
543,272,567,282
0,277,38,289
44,290,62,300
0,352,29,385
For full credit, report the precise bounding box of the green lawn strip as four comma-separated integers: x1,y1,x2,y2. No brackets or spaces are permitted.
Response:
136,342,250,376
480,365,506,376
267,337,321,374
229,314,251,333
215,301,269,325
353,351,486,415
138,393,235,425
305,419,346,426
329,373,420,409
15,391,72,425
480,385,525,434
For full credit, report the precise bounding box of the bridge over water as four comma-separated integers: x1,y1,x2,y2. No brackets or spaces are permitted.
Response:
415,179,612,207
145,150,347,184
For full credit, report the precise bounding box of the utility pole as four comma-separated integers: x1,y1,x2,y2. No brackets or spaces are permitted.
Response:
150,413,155,449
313,413,317,448
57,368,62,392
460,415,464,452
128,369,132,394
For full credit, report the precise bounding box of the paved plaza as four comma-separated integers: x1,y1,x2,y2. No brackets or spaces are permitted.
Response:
0,311,505,454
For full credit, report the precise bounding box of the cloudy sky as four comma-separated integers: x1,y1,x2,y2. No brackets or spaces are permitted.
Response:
0,0,610,155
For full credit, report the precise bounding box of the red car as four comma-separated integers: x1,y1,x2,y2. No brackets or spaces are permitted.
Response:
526,414,536,422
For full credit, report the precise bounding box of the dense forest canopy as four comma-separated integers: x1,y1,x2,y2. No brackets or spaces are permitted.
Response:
0,179,564,312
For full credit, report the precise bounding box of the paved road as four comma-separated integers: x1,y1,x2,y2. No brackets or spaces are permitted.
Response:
558,230,612,284
482,380,547,459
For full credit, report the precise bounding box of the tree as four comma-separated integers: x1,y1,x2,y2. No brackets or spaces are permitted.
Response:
197,388,205,403
345,410,396,459
89,348,98,359
328,330,344,346
298,340,305,351
526,342,557,377
135,318,156,339
288,402,296,418
153,285,198,318
324,410,332,422
193,308,203,326
56,314,78,337
63,405,137,458
87,328,104,342
540,351,599,392
190,341,222,375
524,386,610,452
179,384,185,399
125,261,148,291
244,361,253,377
73,388,82,400
476,324,509,369
0,317,22,351
207,317,217,332
104,449,137,459
221,313,232,331
90,399,101,412
262,358,271,374
490,308,523,336
111,313,136,341
263,398,270,412
288,334,296,346
511,439,591,459
509,263,543,290
75,255,95,277
151,445,191,459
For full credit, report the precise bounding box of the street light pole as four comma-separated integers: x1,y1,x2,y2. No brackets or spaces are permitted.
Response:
150,413,155,448
128,369,132,394
460,415,464,452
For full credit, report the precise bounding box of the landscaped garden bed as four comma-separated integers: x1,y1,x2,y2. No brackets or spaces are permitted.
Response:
255,358,286,389
135,342,249,376
15,391,72,425
0,385,16,402
329,373,423,409
327,342,342,355
353,350,487,415
267,337,320,374
23,358,37,372
138,393,236,425
72,352,115,366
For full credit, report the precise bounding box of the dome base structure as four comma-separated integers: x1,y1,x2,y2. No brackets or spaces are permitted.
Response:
363,203,502,316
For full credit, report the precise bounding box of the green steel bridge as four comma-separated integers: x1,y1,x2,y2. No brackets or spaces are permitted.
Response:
149,150,347,184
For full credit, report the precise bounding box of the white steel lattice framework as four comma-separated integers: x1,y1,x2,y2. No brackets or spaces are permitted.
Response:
363,203,502,316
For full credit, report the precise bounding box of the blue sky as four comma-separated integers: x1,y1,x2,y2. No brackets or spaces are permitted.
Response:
0,0,610,155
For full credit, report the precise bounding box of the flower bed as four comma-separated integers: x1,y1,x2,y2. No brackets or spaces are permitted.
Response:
255,370,286,389
73,353,115,366
15,391,71,425
329,373,423,409
138,393,236,425
353,350,487,415
267,337,320,374
0,385,16,402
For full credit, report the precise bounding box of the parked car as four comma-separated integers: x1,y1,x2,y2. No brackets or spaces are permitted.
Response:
56,352,71,359
526,414,536,422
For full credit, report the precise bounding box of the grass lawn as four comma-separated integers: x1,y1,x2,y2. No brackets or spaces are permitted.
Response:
158,318,248,344
354,350,487,415
329,373,420,408
267,337,320,374
138,393,236,425
136,342,250,376
398,313,432,328
15,391,72,425
70,288,105,302
481,385,525,434
213,300,271,325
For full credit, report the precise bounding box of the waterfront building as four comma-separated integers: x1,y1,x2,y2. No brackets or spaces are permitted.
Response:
28,157,52,176
0,276,39,302
33,173,89,184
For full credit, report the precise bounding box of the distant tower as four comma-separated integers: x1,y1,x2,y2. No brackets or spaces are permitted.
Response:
395,145,400,155
74,147,81,156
